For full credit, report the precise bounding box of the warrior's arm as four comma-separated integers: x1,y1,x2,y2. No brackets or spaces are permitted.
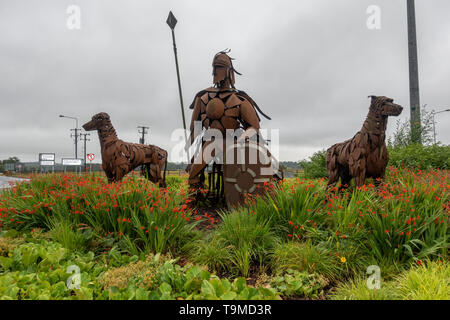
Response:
240,98,261,130
189,96,203,144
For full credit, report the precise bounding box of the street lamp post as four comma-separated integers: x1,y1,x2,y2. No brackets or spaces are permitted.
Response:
59,115,79,159
431,109,450,145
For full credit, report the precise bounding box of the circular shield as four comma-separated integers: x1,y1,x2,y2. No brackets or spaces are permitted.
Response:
206,98,225,120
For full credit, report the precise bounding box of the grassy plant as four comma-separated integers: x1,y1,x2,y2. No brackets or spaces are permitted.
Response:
187,234,234,274
395,260,449,300
330,276,397,300
48,218,93,252
0,173,196,254
330,260,449,300
248,167,448,272
213,210,280,277
270,241,343,281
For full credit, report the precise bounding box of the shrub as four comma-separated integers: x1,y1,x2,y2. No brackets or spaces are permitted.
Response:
299,150,328,179
388,144,450,169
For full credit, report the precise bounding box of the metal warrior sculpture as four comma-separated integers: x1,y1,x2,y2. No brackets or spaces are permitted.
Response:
326,96,403,188
187,50,282,208
83,112,168,186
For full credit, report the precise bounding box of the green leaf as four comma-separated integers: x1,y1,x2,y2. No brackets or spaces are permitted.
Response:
0,256,13,270
135,288,148,300
233,277,246,293
221,291,237,300
201,280,216,298
159,282,172,296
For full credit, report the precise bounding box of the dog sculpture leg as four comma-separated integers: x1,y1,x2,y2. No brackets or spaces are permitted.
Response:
326,149,339,189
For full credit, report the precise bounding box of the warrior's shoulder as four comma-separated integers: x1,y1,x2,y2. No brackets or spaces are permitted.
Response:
235,90,271,121
235,90,255,104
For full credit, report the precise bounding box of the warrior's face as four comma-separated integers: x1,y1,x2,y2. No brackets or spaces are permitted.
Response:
212,52,235,88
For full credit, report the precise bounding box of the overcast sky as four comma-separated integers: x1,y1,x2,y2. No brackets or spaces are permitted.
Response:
0,0,449,163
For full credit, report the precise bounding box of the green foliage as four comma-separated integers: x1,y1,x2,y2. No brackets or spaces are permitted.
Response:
2,157,21,164
187,234,234,274
388,144,450,169
0,235,280,300
395,260,449,300
0,167,448,300
164,175,185,191
270,269,328,299
48,219,94,252
299,150,328,179
0,173,196,255
388,107,435,147
330,276,397,300
0,239,105,300
210,211,279,277
331,260,449,300
270,241,342,280
246,168,448,279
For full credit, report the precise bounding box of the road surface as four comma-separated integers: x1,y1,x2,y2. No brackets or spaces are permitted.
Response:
0,176,29,189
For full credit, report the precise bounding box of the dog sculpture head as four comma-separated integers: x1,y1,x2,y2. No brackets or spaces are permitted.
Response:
368,96,403,117
82,112,111,131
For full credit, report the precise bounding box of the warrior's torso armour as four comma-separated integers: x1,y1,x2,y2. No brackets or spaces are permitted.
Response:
189,87,262,136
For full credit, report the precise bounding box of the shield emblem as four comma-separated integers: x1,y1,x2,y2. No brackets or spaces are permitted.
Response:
223,138,277,209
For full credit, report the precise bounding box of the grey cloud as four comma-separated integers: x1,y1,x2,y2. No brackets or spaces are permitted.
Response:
0,0,449,163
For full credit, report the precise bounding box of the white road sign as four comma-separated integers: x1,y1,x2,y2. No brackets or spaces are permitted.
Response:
62,158,83,166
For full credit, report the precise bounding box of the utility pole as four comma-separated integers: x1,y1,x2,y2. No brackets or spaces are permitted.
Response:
137,126,149,144
70,128,80,159
407,0,422,144
80,133,90,171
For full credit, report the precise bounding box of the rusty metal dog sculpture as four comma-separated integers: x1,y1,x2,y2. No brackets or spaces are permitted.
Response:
83,112,167,186
326,96,403,188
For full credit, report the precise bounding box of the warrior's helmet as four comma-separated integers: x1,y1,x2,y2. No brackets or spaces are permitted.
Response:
212,49,241,88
